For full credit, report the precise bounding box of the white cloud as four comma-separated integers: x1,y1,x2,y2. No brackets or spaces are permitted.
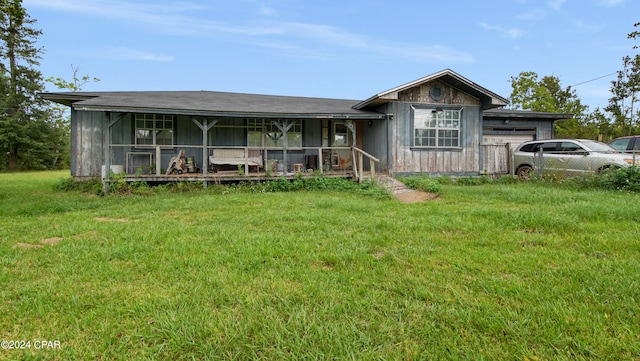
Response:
548,0,567,10
382,45,474,64
597,0,627,6
479,22,526,39
571,20,604,34
105,47,175,62
25,0,471,65
517,9,546,21
258,5,277,15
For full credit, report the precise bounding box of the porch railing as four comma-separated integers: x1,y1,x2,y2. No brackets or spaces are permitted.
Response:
107,144,380,179
352,147,380,182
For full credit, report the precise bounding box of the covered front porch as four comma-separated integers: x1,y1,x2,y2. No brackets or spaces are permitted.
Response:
103,114,381,189
107,145,378,182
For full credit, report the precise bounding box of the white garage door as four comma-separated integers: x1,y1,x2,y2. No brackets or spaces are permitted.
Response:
482,134,535,150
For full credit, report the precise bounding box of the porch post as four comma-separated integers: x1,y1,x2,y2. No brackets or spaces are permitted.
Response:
155,146,162,175
274,120,295,174
344,119,355,147
102,113,123,194
344,119,356,174
191,117,218,176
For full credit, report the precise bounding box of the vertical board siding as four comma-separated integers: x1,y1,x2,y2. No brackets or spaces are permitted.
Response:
73,110,107,178
391,102,481,175
481,144,510,175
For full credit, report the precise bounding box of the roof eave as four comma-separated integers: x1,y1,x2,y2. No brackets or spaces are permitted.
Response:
39,92,99,107
71,104,385,120
484,109,574,120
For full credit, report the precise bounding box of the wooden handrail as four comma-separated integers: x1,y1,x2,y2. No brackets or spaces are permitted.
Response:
351,147,380,162
352,147,380,182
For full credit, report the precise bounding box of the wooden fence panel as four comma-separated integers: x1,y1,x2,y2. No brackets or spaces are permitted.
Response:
481,143,511,176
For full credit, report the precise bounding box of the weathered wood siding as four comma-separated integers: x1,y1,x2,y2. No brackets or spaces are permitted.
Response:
398,80,481,106
480,143,511,175
361,115,389,171
389,81,483,176
71,110,108,178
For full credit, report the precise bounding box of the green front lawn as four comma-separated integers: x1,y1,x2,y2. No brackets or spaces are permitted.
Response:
1,171,638,360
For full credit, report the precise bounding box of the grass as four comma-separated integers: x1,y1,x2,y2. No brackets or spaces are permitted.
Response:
1,171,639,360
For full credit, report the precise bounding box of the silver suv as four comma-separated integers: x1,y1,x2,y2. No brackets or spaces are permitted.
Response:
608,135,640,153
513,139,639,180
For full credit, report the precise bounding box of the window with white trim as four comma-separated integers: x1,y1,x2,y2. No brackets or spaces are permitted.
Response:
247,119,302,148
333,123,351,146
135,114,174,147
413,107,461,148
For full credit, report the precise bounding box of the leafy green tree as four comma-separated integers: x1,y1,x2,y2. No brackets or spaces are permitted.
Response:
509,71,589,138
47,64,99,92
606,22,640,137
0,0,53,170
44,65,100,167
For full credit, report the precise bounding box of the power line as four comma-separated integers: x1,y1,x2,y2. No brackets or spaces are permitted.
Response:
570,72,617,87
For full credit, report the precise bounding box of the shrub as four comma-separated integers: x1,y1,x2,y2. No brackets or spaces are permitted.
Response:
529,166,640,193
55,177,103,194
455,176,490,186
492,175,519,184
398,176,442,194
598,166,640,192
56,174,391,199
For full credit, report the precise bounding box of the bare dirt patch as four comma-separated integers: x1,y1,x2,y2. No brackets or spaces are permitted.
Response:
95,217,128,222
14,243,44,250
13,237,64,250
377,175,439,203
41,237,63,246
394,191,439,203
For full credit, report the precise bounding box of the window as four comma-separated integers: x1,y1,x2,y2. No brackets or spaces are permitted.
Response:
413,107,461,148
333,123,351,146
609,138,631,152
135,114,174,147
559,142,585,153
247,119,302,148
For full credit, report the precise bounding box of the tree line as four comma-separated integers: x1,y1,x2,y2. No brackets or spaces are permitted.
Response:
509,22,640,142
0,0,638,170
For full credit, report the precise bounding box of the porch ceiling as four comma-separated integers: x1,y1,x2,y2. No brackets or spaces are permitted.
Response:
40,91,385,120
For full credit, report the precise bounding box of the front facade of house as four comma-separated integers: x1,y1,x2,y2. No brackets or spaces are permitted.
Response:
41,69,570,183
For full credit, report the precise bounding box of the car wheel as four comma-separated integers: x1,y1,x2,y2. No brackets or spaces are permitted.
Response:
596,165,618,175
516,165,533,181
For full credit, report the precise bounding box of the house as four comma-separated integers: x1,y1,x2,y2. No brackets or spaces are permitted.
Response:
40,69,571,184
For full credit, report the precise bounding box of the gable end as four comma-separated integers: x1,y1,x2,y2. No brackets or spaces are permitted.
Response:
397,81,481,106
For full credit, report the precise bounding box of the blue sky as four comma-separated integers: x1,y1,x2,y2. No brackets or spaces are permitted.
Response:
24,0,639,112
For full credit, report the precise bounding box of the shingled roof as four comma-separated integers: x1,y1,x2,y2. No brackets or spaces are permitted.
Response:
40,90,385,120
